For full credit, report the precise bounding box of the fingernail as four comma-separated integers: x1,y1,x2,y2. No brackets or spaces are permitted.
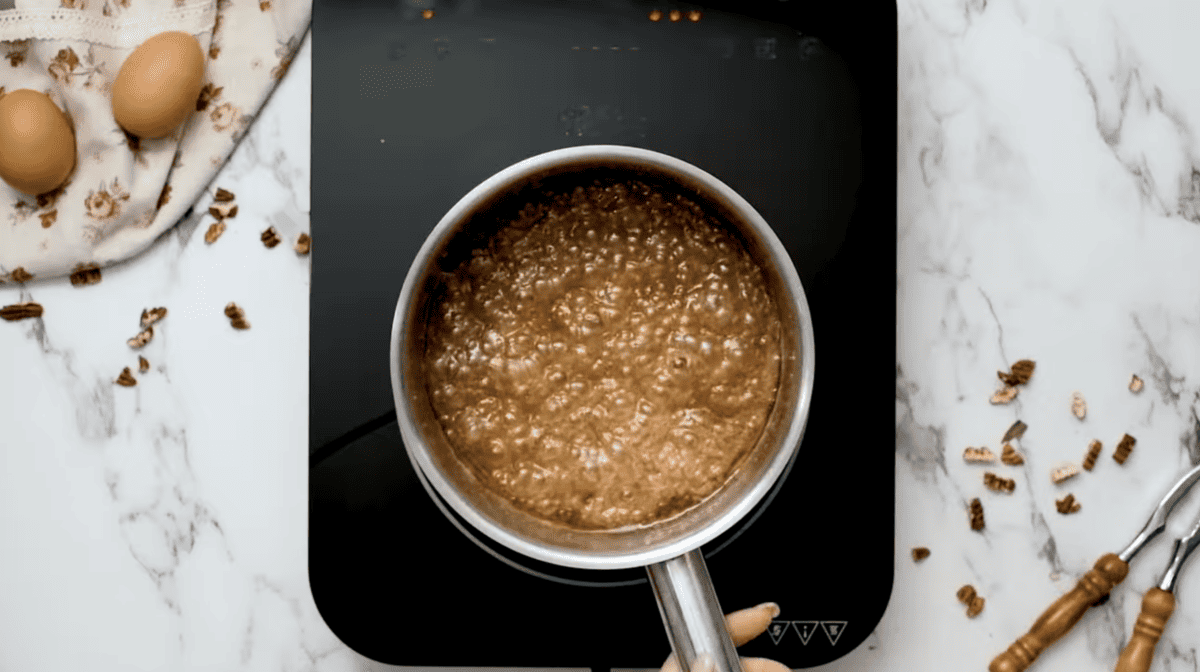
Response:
755,602,781,619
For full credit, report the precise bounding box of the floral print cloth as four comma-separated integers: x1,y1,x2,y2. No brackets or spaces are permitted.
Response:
0,0,310,283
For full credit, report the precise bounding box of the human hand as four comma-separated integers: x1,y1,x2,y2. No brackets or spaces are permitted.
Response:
659,602,789,672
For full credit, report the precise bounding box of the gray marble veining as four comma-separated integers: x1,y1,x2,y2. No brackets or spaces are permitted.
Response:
4,2,1200,670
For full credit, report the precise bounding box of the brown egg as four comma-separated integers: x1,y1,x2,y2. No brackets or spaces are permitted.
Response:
111,31,206,139
0,89,76,196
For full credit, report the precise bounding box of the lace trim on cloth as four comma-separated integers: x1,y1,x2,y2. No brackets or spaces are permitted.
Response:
0,0,215,48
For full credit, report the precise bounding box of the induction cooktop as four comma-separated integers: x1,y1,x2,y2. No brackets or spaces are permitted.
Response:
309,0,896,669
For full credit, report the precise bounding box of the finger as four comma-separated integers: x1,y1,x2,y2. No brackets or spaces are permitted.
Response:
660,603,782,672
741,658,792,672
726,602,781,647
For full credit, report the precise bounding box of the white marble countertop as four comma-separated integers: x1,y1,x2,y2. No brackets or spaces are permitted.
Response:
4,2,1200,670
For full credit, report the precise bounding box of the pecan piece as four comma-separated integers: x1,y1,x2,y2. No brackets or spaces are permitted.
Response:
214,187,235,202
127,326,153,349
990,386,1018,405
1000,443,1025,466
967,596,986,618
225,302,250,329
209,203,237,219
1082,439,1102,471
1129,374,1144,393
984,472,1016,493
115,367,137,387
294,232,311,255
140,307,167,329
956,585,977,604
1056,493,1081,514
911,547,930,562
0,302,43,321
998,359,1036,386
1070,391,1087,420
261,226,281,248
70,265,102,287
1114,433,1136,465
1002,420,1028,443
963,446,996,463
10,267,32,282
138,356,150,373
205,221,227,244
1050,463,1080,484
969,498,985,531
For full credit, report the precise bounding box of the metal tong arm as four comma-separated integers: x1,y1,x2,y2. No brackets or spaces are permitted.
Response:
1112,517,1200,672
1119,463,1200,564
990,462,1200,672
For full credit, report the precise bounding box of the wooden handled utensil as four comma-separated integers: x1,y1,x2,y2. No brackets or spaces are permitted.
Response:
989,462,1200,672
1112,510,1200,672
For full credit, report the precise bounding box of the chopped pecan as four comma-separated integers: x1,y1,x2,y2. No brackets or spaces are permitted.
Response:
911,547,930,562
127,326,153,349
963,447,996,464
204,221,226,244
1070,392,1087,420
969,498,985,531
140,307,167,329
1114,434,1136,465
1000,443,1025,466
115,367,137,387
214,187,235,202
70,265,102,287
1129,374,1144,393
956,585,977,604
138,356,150,373
984,472,1016,493
261,226,281,248
967,596,985,618
10,267,32,283
1056,493,1081,515
225,302,250,330
1082,440,1102,471
294,232,311,255
1002,420,1028,443
998,359,1036,386
209,203,237,219
0,302,43,321
990,386,1018,405
1050,463,1080,484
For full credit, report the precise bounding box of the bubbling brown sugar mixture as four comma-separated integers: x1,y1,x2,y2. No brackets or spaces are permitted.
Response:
425,179,782,530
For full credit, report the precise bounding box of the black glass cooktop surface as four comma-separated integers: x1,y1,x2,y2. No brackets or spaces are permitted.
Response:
310,0,896,668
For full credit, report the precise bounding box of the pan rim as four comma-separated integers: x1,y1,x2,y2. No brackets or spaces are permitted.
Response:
389,144,815,570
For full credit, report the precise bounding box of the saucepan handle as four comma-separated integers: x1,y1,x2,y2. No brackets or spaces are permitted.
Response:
647,549,743,672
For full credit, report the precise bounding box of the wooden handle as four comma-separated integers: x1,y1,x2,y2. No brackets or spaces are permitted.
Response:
989,553,1129,672
1113,588,1175,672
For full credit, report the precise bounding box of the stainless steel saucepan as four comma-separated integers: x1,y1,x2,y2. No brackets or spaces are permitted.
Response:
389,145,815,672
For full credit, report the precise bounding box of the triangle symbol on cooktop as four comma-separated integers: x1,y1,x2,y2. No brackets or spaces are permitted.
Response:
766,621,789,645
792,621,819,645
820,621,848,646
